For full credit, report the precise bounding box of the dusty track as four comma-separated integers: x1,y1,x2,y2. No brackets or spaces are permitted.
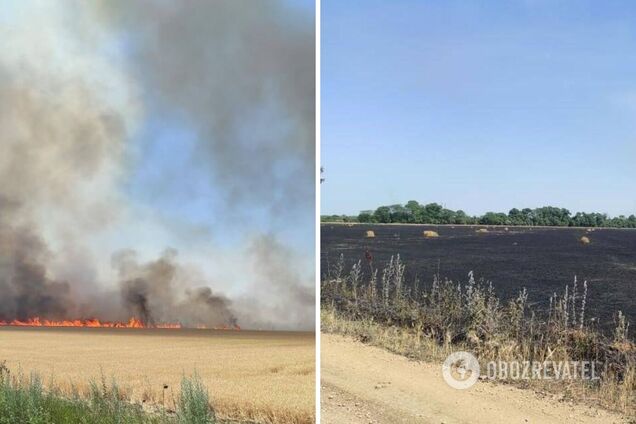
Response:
321,334,628,424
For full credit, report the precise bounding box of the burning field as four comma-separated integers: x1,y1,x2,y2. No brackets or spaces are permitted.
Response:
0,327,315,423
0,0,315,421
0,0,315,333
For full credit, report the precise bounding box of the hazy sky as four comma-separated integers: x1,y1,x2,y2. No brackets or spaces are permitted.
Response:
322,0,636,216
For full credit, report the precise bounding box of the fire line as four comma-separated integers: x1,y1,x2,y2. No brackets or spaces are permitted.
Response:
0,317,241,330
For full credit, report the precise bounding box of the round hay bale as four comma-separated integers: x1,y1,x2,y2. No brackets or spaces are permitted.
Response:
422,230,439,238
365,230,375,238
580,236,590,245
504,227,509,231
476,228,489,234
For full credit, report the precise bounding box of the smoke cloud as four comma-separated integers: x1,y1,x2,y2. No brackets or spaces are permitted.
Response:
114,249,236,328
0,1,315,329
0,222,72,321
98,0,315,218
234,235,314,330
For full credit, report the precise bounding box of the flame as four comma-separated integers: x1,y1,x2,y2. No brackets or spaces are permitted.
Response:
0,317,179,328
0,317,240,330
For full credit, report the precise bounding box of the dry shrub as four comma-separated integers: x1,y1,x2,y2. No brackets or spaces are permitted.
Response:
422,230,439,238
580,236,591,245
365,230,375,238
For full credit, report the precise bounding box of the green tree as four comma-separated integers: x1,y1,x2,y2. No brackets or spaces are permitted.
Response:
454,210,469,224
422,203,443,224
405,200,422,223
373,206,391,223
357,211,374,223
480,212,508,225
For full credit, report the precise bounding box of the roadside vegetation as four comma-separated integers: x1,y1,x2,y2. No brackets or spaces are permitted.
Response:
0,363,218,424
321,254,635,416
322,201,636,228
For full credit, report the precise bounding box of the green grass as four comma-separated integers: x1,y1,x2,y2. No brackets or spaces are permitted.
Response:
0,364,218,424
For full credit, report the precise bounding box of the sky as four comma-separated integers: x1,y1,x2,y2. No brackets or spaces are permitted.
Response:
125,0,315,253
322,0,636,217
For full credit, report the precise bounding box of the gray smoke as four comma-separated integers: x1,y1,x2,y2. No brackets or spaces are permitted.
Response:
0,2,134,321
0,220,72,321
98,0,315,218
233,235,314,330
0,1,314,329
113,249,236,327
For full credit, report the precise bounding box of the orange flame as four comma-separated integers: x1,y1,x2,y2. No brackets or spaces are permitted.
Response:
0,317,240,330
0,317,180,328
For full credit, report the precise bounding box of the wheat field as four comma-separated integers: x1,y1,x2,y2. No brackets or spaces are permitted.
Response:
0,327,315,424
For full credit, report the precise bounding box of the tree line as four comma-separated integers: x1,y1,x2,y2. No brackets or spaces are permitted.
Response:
321,201,636,228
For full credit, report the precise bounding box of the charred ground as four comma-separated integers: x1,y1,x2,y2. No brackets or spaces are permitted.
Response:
321,223,636,330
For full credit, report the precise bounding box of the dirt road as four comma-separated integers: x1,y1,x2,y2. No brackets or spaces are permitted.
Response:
321,333,628,424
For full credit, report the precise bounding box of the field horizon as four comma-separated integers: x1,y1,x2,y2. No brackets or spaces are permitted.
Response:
322,221,636,230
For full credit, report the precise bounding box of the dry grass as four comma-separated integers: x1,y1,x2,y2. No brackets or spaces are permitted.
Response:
321,255,635,418
422,230,439,238
322,309,635,419
0,328,315,424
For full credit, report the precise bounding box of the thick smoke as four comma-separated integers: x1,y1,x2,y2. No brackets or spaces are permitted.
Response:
0,2,134,321
234,235,314,330
113,249,236,327
0,1,314,329
0,221,72,321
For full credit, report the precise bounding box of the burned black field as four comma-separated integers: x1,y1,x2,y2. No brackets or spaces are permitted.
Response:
321,224,636,330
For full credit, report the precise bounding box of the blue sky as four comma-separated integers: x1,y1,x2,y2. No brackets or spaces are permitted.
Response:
322,0,636,216
121,0,315,256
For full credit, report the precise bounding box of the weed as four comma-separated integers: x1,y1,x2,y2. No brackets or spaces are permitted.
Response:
321,255,636,416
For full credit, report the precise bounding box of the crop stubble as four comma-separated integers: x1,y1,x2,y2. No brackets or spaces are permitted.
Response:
0,327,315,424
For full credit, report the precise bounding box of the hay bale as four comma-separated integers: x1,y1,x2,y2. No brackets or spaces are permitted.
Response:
422,230,439,238
476,228,489,233
365,230,375,238
504,227,509,231
580,236,590,245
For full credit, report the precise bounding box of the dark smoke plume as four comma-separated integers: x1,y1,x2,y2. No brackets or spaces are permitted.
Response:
0,221,72,321
113,249,237,327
